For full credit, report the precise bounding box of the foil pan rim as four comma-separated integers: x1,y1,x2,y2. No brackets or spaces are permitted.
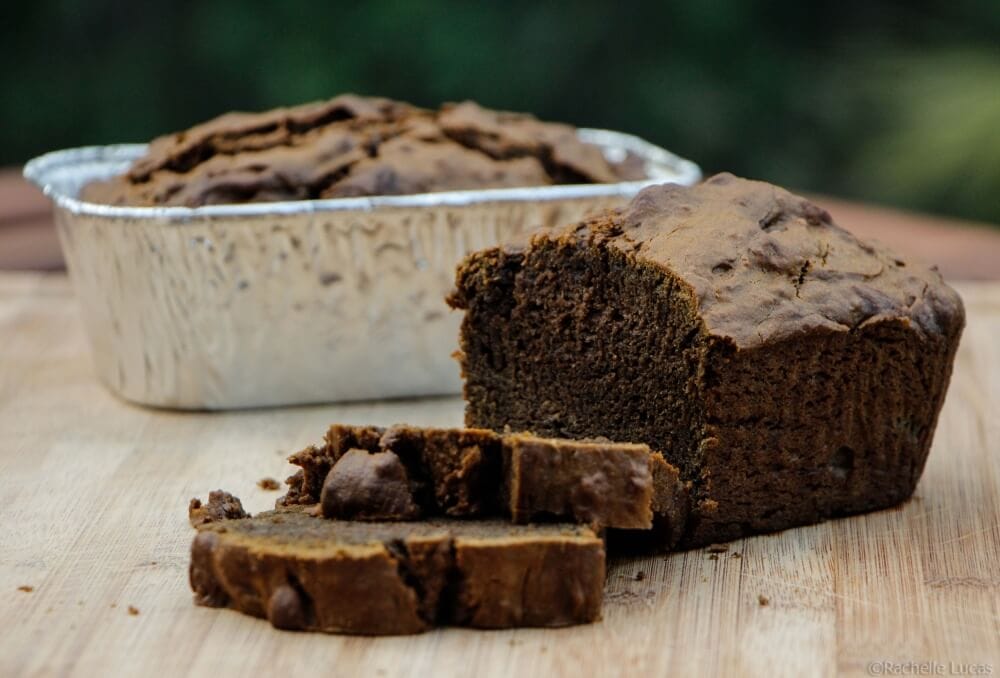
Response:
23,128,702,222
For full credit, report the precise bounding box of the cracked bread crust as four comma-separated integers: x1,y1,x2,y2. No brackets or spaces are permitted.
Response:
448,174,965,547
188,502,604,634
80,96,640,207
579,173,964,349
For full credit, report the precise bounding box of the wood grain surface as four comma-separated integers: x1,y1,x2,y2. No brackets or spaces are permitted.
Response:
0,272,997,678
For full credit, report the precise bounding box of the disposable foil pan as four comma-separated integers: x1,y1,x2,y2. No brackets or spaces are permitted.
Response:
24,129,701,409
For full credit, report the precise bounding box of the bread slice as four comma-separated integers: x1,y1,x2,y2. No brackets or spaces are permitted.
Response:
189,493,604,635
277,424,688,539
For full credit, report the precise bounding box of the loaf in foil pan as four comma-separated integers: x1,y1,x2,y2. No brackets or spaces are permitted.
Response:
24,130,700,409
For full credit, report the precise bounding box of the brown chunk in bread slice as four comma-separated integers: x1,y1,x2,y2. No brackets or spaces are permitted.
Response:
320,449,421,520
188,497,604,635
277,424,384,508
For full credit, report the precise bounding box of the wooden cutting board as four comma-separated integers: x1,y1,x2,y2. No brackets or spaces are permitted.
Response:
1,272,997,678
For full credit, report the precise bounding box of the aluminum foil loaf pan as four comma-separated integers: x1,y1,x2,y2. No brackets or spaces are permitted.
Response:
24,130,701,409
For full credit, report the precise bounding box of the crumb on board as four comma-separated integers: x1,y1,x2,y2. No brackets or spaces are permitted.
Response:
758,594,770,606
635,570,646,581
730,552,742,559
111,603,117,608
708,553,719,561
257,477,281,491
17,585,34,593
128,605,140,616
707,543,729,553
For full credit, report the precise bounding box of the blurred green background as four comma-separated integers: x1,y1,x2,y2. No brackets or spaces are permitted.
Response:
5,0,999,223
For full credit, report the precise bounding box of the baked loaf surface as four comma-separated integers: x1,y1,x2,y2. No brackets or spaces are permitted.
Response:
188,495,604,635
448,173,965,547
278,424,688,538
81,95,643,207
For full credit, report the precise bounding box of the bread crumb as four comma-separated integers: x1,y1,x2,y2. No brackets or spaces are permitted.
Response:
189,491,248,527
635,571,646,581
707,543,729,553
257,477,280,491
758,594,769,606
730,552,742,559
17,585,33,593
708,553,719,561
128,605,140,616
700,499,719,513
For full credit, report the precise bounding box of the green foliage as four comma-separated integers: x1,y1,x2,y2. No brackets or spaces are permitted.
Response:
849,50,1000,224
4,0,999,223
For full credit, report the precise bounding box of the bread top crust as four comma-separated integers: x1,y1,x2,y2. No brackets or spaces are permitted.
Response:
530,173,965,349
80,96,637,207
